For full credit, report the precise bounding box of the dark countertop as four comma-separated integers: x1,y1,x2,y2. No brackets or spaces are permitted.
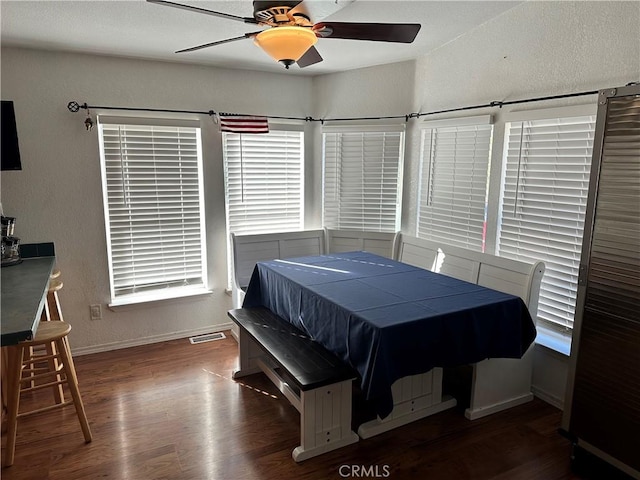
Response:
1,255,55,346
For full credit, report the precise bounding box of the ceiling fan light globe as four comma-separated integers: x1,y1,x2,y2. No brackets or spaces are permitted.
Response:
254,26,318,66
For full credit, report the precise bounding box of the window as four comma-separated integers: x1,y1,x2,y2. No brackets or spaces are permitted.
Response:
223,128,304,236
322,124,404,232
417,116,493,251
222,127,304,284
497,106,596,334
98,116,208,305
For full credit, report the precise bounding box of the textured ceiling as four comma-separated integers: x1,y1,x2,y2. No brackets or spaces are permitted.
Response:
1,0,522,76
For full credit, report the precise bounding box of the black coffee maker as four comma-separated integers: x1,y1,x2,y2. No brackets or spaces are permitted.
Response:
1,215,21,266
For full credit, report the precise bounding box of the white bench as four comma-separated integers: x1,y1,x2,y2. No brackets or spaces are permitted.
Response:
324,228,398,258
231,228,398,311
358,234,545,438
394,234,544,310
230,229,326,310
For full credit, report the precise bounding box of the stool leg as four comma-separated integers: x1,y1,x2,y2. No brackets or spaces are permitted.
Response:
56,337,92,443
24,309,50,389
44,341,65,404
42,289,65,401
22,346,35,390
4,345,24,467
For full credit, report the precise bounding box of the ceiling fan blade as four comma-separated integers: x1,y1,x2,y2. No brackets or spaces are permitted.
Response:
313,22,421,43
175,32,262,53
147,0,259,24
297,46,323,68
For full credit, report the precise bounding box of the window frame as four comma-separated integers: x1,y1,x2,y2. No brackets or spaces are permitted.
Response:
97,115,209,307
321,123,405,233
496,104,597,343
417,115,493,252
222,123,306,287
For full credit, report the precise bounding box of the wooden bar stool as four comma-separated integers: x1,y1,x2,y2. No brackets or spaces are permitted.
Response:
3,321,92,467
45,271,64,322
23,273,65,396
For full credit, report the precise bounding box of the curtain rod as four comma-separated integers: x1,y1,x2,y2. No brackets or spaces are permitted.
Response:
66,88,604,125
412,89,601,119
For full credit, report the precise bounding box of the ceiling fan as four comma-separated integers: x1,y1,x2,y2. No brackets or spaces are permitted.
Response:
147,0,421,69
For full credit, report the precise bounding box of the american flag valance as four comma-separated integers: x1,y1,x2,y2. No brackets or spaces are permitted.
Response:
219,115,269,134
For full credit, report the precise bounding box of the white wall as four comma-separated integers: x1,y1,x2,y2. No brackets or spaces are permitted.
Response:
0,48,314,354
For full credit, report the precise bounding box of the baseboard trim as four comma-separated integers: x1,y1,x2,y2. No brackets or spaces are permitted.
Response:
73,321,235,356
531,385,564,410
465,393,533,420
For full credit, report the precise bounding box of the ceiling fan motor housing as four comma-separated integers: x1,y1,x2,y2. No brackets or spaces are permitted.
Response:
253,2,310,25
256,6,290,24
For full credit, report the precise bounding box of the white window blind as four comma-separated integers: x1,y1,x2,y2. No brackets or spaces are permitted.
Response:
222,128,304,288
322,125,404,232
223,129,304,236
417,117,493,251
98,117,207,305
498,111,596,332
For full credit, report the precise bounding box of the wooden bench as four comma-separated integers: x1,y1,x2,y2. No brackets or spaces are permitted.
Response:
228,307,359,462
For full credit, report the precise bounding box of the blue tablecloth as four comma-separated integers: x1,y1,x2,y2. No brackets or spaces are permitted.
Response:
243,251,536,418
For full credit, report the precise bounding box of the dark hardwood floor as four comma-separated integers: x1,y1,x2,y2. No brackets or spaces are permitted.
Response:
1,333,593,479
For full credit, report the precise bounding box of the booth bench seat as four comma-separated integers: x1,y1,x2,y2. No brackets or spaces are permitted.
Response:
229,229,545,444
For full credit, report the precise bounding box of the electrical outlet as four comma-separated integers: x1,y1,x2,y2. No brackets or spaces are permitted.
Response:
90,304,102,321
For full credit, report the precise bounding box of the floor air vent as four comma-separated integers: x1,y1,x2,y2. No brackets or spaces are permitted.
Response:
189,332,226,344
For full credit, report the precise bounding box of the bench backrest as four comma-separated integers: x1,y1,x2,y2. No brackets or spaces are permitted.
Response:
231,229,326,290
394,233,545,316
325,228,399,259
476,257,544,318
395,235,480,281
394,234,440,270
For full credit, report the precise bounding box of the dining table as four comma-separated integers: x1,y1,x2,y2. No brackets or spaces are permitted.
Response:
242,250,536,418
